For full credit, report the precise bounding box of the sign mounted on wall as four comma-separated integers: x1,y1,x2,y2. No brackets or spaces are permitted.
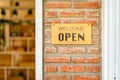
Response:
52,24,92,44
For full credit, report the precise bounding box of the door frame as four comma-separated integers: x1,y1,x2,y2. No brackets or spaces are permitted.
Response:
103,0,119,80
36,0,43,80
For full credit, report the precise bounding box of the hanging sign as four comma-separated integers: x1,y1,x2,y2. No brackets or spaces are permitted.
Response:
52,24,92,44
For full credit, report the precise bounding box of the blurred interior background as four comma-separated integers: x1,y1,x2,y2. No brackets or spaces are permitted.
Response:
0,0,35,80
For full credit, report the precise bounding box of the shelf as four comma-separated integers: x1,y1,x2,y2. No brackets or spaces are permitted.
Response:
0,18,35,21
8,77,24,80
0,7,35,10
0,54,11,67
0,69,4,80
0,52,35,54
18,63,35,67
29,69,35,80
0,0,35,8
7,69,27,80
14,0,35,1
5,67,35,69
0,0,35,1
13,54,35,67
10,37,35,40
0,0,35,80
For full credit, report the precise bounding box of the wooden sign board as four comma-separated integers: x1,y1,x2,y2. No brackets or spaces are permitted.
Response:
52,24,92,44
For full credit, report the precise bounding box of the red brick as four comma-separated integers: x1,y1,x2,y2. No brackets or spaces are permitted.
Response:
44,45,57,53
87,66,101,72
78,11,85,17
45,66,57,72
87,11,100,18
73,20,99,26
71,47,86,54
46,2,71,8
85,57,100,63
73,75,100,80
44,0,101,78
45,20,61,26
60,11,77,17
46,11,57,18
92,38,99,44
63,20,71,23
45,75,70,80
60,66,85,72
44,57,70,63
74,2,100,9
59,47,85,54
60,11,85,17
59,47,71,54
72,57,100,63
72,57,85,63
87,47,100,54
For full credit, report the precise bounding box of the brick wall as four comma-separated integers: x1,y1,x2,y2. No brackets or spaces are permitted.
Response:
43,0,101,80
